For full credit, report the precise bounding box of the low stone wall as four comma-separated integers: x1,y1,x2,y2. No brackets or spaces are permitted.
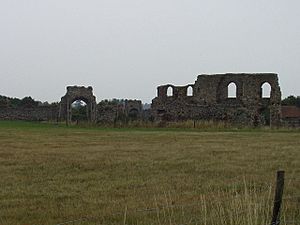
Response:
151,99,261,126
97,104,118,123
125,100,142,119
0,106,58,121
282,118,300,127
97,101,143,123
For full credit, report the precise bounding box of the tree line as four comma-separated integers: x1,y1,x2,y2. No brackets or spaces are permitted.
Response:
281,95,300,107
0,95,299,109
0,95,57,108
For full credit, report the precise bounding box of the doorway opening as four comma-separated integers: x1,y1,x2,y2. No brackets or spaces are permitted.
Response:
71,100,88,123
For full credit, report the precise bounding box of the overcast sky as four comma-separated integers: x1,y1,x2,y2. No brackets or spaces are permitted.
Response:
0,0,299,103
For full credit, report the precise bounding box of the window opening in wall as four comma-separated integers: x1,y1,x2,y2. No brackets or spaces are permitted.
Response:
71,100,88,122
167,86,173,96
261,82,271,98
187,86,193,96
227,82,237,98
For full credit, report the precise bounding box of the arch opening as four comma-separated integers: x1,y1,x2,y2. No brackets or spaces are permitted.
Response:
187,86,193,96
167,86,173,97
227,82,237,98
128,108,139,120
59,86,97,125
261,82,271,98
71,100,88,122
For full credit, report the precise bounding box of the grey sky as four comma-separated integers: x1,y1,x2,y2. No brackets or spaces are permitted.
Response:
0,0,299,103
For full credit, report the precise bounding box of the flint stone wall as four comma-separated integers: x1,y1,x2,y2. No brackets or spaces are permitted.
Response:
59,86,97,123
125,100,143,119
97,103,118,123
0,105,58,121
97,100,143,123
151,73,282,126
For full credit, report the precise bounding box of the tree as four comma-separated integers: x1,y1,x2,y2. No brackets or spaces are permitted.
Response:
72,105,88,121
19,96,38,108
10,98,21,108
281,95,300,107
0,96,8,108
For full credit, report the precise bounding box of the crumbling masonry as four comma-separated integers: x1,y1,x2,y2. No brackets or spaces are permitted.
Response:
151,73,282,126
0,73,283,126
58,86,143,123
59,86,97,124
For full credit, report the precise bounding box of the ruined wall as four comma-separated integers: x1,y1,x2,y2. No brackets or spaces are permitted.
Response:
0,105,59,121
0,74,283,127
125,100,143,120
97,103,119,123
96,100,143,123
0,85,143,124
151,73,282,126
59,86,97,124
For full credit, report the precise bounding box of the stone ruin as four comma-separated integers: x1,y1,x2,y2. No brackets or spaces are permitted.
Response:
59,86,97,124
0,73,287,126
125,100,143,120
58,86,143,124
151,73,282,126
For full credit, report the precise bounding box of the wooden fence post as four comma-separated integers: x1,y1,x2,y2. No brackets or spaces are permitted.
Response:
270,170,285,225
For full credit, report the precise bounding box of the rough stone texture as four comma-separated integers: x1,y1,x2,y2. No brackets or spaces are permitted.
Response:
96,100,143,123
0,85,142,124
151,73,282,126
125,100,143,120
97,102,119,123
59,86,97,124
0,105,58,121
0,74,283,126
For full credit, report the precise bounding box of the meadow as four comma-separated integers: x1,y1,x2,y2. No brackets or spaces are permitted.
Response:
0,121,299,225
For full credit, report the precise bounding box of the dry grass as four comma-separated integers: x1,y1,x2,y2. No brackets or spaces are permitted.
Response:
0,121,299,225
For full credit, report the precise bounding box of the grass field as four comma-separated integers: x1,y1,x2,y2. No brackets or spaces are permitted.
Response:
0,121,299,225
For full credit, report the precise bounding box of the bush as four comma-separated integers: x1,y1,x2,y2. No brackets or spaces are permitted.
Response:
282,95,300,107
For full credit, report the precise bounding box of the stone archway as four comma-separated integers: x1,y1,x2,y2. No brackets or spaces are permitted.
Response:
59,86,97,125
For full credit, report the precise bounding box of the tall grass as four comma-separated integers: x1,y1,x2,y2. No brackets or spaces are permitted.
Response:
108,119,230,129
0,121,299,224
71,182,293,225
70,119,299,131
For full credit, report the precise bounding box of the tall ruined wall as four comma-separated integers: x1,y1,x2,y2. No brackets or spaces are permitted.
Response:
0,105,59,121
0,75,283,126
59,86,97,124
125,100,143,119
151,73,281,126
97,103,119,123
96,100,143,123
